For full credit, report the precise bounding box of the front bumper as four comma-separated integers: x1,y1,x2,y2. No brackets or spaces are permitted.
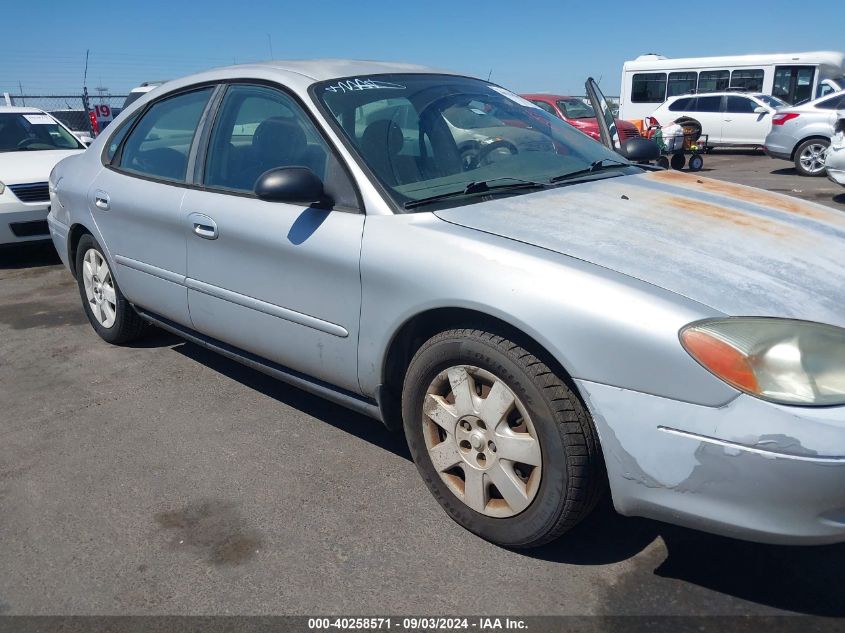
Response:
577,379,845,545
0,197,52,245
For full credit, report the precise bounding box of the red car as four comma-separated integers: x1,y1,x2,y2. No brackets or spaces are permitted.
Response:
521,93,640,143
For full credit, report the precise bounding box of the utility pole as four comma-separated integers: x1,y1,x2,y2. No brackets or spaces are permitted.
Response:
18,81,24,106
82,49,95,137
267,34,274,59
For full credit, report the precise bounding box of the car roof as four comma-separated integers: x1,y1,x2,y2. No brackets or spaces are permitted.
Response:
0,106,48,114
521,94,578,101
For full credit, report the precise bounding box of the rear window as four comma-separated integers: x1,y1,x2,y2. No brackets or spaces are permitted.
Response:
816,94,845,110
631,73,666,103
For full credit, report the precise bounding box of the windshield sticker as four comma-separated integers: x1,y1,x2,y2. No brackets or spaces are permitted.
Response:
324,78,406,93
22,114,55,125
488,86,541,110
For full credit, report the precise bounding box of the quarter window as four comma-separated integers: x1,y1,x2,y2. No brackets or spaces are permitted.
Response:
118,88,213,181
105,112,139,162
698,70,729,92
631,73,667,103
730,69,764,92
667,72,697,97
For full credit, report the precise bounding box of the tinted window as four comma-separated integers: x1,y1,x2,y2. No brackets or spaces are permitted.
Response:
726,96,757,114
668,97,693,112
816,94,845,110
698,70,729,92
667,72,696,97
730,69,764,92
556,98,595,119
119,88,212,181
631,73,666,103
694,96,722,112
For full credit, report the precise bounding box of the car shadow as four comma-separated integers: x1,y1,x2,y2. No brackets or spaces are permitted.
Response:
771,167,798,176
146,331,844,616
0,241,60,269
833,193,845,205
170,340,411,461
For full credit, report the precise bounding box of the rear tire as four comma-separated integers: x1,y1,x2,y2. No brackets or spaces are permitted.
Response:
670,153,686,170
401,328,604,548
794,138,829,176
688,154,704,171
75,233,145,344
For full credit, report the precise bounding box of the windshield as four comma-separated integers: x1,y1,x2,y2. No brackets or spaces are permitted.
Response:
0,112,84,152
314,74,635,211
556,98,596,119
756,94,787,109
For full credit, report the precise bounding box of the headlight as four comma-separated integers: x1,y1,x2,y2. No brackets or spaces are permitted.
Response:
680,318,845,406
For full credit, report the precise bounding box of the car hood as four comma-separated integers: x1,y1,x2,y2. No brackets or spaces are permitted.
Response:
0,149,84,184
434,169,845,328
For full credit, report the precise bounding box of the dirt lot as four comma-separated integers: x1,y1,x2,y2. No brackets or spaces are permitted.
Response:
1,153,843,617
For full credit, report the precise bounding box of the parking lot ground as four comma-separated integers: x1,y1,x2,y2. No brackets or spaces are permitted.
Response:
1,155,844,617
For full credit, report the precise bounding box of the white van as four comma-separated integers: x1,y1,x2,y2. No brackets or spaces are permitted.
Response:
619,51,845,120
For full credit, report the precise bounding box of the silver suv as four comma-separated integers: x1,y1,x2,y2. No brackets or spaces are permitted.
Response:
763,90,845,176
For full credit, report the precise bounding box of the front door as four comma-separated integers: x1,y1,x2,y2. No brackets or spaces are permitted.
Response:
773,66,816,105
722,95,771,144
183,84,364,392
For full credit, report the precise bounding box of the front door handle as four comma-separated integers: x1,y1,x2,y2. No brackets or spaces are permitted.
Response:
187,212,218,240
94,190,110,211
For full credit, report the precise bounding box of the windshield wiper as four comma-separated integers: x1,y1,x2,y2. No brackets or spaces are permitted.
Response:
403,178,549,210
549,158,632,183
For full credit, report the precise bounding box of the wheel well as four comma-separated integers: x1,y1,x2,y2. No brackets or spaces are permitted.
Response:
66,223,92,276
379,307,581,429
791,135,830,160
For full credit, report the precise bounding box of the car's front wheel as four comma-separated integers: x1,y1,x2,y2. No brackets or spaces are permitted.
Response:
794,138,829,176
75,233,145,344
401,328,605,548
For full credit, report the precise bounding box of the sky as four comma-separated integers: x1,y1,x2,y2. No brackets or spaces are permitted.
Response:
1,0,842,98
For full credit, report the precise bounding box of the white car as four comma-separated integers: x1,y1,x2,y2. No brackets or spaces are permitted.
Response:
0,107,86,245
827,110,845,186
649,92,786,147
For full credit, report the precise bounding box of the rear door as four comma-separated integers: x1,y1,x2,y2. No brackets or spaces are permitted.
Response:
689,95,724,144
89,86,215,327
722,95,771,144
182,83,364,392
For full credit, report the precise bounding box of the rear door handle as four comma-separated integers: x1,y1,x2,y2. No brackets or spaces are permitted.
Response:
94,190,110,211
187,212,218,240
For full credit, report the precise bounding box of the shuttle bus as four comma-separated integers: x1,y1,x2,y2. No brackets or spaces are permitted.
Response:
619,51,845,120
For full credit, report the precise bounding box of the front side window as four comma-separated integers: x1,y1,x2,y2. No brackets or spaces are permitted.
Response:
556,98,595,119
118,88,213,181
698,70,729,92
726,96,757,114
631,73,666,103
667,72,697,97
0,112,84,153
314,74,639,211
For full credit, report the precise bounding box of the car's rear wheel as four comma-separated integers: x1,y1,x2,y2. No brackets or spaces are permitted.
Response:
794,138,829,176
401,328,604,548
75,233,145,344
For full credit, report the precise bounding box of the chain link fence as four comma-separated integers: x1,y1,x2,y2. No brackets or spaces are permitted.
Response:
2,92,128,137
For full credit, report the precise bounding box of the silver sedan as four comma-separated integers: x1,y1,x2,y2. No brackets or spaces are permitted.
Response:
47,61,845,548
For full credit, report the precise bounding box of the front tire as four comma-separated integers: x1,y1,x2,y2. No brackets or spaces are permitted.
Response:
794,138,829,176
401,329,604,548
75,233,145,344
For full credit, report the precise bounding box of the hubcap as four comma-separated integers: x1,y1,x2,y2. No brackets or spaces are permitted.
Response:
800,144,828,173
82,248,117,328
422,365,542,518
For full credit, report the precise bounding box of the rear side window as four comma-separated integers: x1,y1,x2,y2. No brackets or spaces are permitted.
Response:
631,73,666,103
816,94,845,110
694,96,722,112
668,97,693,112
726,96,757,114
698,70,729,92
118,88,213,182
730,69,764,92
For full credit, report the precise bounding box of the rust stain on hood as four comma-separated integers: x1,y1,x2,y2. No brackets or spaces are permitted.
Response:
663,194,790,238
647,169,843,225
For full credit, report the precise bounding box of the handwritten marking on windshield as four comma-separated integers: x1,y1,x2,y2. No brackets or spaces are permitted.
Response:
324,79,407,93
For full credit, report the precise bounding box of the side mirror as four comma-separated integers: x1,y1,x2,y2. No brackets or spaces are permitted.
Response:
618,137,661,163
254,167,329,205
79,135,95,146
754,106,768,114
